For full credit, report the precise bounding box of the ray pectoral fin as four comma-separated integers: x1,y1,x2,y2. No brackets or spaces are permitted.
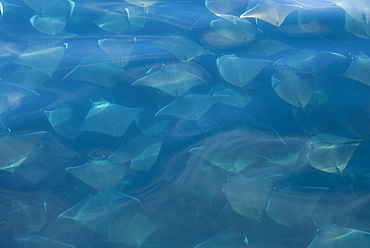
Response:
341,54,370,86
132,64,207,97
65,159,130,192
240,0,302,27
272,66,313,108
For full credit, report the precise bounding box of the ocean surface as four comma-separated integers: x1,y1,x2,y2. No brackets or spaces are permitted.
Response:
0,0,370,247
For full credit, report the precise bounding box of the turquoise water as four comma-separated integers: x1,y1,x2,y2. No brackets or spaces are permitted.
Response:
0,0,370,247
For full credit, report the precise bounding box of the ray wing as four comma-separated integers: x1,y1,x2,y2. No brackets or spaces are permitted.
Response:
79,101,143,137
217,55,271,87
132,64,207,97
155,94,223,121
240,0,302,27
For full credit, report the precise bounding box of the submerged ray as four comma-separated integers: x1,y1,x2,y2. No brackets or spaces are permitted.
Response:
22,0,59,13
16,132,77,184
79,101,143,137
210,85,252,108
189,127,287,173
240,0,302,27
246,39,295,57
0,42,21,68
194,231,249,248
29,0,74,35
124,0,157,7
307,133,362,174
98,38,135,69
65,159,130,192
329,0,370,24
205,0,247,20
210,17,256,43
343,107,370,139
271,65,313,108
63,51,125,87
296,9,335,36
30,15,68,35
59,190,163,246
175,159,229,203
0,81,39,114
155,94,223,121
44,106,85,139
6,65,50,89
341,54,370,86
132,64,207,97
266,186,328,229
14,232,76,248
345,13,370,39
0,131,45,172
217,55,271,87
135,111,171,135
109,133,165,172
157,36,214,62
222,174,281,220
15,45,66,77
274,50,346,75
125,5,146,32
200,29,247,49
308,225,370,247
94,8,129,34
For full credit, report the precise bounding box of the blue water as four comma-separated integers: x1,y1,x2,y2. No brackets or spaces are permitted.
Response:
1,0,370,247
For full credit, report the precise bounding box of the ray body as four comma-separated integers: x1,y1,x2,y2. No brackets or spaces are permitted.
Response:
29,0,74,35
157,36,214,62
189,127,288,173
155,94,223,121
15,45,66,77
194,231,249,248
271,65,313,108
132,64,207,97
210,17,256,43
341,54,370,86
79,101,143,137
274,50,346,75
59,190,163,246
124,0,157,7
217,55,271,87
205,0,247,18
343,107,370,139
125,5,146,32
30,15,68,35
266,186,329,229
223,174,281,220
307,133,362,174
65,159,130,192
94,8,130,34
63,52,125,87
22,0,60,13
6,65,49,89
246,39,295,57
240,0,303,27
108,133,165,171
308,225,370,247
210,85,252,108
98,38,135,69
135,111,170,135
44,106,85,139
16,133,77,184
345,13,370,39
0,131,45,172
0,81,39,115
329,0,370,24
0,202,46,232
